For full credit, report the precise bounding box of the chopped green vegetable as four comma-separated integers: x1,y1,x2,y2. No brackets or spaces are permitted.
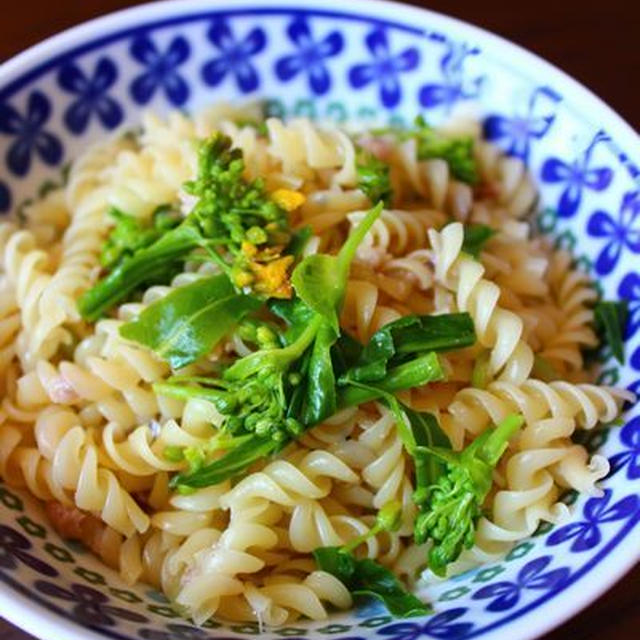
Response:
313,546,431,618
313,500,431,617
161,204,384,487
369,118,478,184
342,500,403,553
356,147,393,207
461,224,496,259
402,407,451,494
414,413,524,576
233,118,269,137
413,116,477,184
342,312,475,384
593,301,627,364
78,133,293,321
119,274,261,369
100,205,182,270
291,202,384,334
337,352,445,408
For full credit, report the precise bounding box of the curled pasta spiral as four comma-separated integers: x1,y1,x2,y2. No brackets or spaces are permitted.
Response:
0,408,149,537
536,251,598,372
442,379,628,442
266,118,356,190
349,208,444,264
1,229,59,367
219,448,358,510
33,406,150,536
429,222,534,384
26,137,135,365
474,140,537,218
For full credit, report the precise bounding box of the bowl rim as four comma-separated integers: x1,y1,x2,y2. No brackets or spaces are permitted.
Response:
0,1,638,639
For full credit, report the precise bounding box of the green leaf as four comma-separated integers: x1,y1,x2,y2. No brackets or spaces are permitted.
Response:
169,435,279,488
338,352,444,407
313,547,431,618
461,224,496,259
331,332,364,379
119,274,261,369
78,222,204,322
301,322,338,425
344,313,475,383
594,300,627,364
292,203,383,332
223,314,323,381
402,407,451,490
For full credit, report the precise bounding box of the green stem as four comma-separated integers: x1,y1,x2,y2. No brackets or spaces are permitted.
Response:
343,523,382,553
336,202,383,278
480,414,524,466
152,382,227,403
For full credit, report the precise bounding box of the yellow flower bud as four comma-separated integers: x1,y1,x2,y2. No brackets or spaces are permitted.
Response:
271,188,306,212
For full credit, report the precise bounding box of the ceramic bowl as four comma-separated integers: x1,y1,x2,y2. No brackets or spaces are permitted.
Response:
0,1,638,639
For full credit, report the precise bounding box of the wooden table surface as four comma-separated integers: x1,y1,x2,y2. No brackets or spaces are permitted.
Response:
0,1,638,639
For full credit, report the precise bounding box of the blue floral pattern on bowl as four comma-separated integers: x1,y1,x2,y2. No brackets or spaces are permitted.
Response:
275,16,343,95
129,34,191,106
58,57,123,134
0,90,63,176
0,2,638,640
201,20,267,93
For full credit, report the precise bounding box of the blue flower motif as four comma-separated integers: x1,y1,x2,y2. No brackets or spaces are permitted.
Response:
58,58,123,134
0,181,10,213
472,556,569,612
418,41,484,112
618,272,640,339
35,580,147,627
608,417,640,480
627,377,640,398
202,20,266,93
130,34,190,106
541,131,613,218
348,28,419,108
632,345,640,373
546,489,639,552
275,16,343,95
377,608,472,639
0,525,57,576
0,91,63,176
587,190,640,275
483,86,562,162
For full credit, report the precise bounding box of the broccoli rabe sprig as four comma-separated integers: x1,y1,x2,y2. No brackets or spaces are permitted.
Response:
414,414,524,576
100,205,182,270
375,116,478,185
356,146,393,207
78,133,295,321
412,116,477,184
313,501,432,618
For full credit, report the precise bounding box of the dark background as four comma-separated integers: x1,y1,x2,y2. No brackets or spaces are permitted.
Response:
0,1,638,639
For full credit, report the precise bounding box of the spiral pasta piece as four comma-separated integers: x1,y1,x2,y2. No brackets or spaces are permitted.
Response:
429,222,534,384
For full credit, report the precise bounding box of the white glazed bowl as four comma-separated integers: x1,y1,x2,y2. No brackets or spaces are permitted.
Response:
0,2,638,640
